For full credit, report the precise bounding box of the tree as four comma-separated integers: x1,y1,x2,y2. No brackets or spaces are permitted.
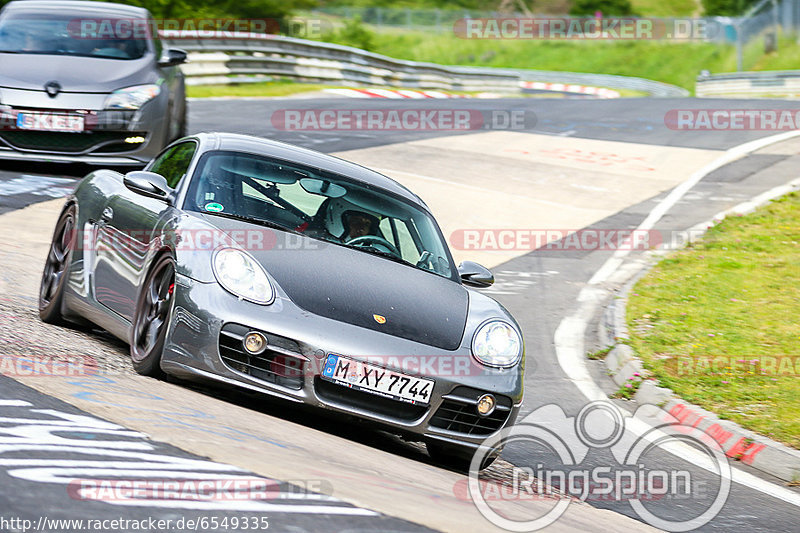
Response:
701,0,761,16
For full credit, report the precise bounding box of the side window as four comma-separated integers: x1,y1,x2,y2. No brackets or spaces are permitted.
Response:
149,142,196,189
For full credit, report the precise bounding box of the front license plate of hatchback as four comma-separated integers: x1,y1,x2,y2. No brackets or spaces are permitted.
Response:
322,354,433,405
17,112,84,132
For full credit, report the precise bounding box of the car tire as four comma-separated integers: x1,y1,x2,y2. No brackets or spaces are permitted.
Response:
130,254,176,377
427,441,500,472
39,204,77,325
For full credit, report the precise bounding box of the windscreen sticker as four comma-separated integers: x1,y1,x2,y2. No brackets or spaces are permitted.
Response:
205,192,215,200
204,202,224,213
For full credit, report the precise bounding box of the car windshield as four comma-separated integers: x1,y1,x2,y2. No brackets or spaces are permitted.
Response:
0,12,148,59
185,150,457,280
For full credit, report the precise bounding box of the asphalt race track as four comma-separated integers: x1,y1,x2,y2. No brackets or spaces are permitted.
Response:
0,95,799,532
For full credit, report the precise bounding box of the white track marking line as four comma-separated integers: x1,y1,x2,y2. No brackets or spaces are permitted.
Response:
555,130,800,506
0,400,33,407
589,130,800,285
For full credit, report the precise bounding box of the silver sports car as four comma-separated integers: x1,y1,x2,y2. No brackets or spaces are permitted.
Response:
0,0,187,165
39,132,525,468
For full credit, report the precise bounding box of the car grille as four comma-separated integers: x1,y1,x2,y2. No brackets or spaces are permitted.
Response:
218,324,306,390
0,131,147,154
429,386,513,436
315,377,428,421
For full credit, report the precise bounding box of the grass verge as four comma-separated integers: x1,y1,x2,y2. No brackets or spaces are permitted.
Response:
185,80,513,98
315,17,800,93
626,192,800,448
186,81,346,98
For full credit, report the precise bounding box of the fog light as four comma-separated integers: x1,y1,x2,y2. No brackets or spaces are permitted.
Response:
243,332,267,354
476,394,496,416
124,136,145,144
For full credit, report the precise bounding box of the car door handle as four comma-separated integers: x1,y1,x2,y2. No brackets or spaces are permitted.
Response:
101,207,114,222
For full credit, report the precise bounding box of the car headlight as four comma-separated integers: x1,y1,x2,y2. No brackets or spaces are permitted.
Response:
212,248,274,305
104,84,161,110
471,320,522,368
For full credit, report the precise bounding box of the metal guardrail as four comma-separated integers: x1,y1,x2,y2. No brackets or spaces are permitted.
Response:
163,32,688,97
165,33,520,92
696,70,800,97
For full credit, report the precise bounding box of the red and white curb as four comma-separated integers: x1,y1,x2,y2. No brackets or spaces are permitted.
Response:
324,88,469,99
520,81,620,98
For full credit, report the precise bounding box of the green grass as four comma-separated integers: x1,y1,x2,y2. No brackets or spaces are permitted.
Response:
631,0,701,17
587,346,614,360
322,21,800,93
364,29,740,92
186,81,347,98
626,193,800,449
184,79,565,98
750,35,800,71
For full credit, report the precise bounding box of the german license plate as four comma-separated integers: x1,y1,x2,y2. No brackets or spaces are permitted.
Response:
17,112,84,132
322,354,433,405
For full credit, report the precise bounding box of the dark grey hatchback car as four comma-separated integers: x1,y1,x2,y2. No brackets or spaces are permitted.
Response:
0,0,187,165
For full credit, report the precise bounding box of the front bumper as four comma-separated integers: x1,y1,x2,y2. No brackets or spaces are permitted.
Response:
161,275,523,449
0,89,170,165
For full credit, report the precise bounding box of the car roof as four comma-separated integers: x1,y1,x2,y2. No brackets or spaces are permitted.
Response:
2,0,149,17
193,132,430,211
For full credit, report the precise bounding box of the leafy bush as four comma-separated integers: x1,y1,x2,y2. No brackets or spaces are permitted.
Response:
701,0,761,16
569,0,638,16
324,16,376,51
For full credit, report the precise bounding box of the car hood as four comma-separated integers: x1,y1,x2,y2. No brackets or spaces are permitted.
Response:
202,215,469,351
0,54,155,92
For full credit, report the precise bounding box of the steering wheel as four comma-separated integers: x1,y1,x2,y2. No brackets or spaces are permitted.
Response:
345,235,402,258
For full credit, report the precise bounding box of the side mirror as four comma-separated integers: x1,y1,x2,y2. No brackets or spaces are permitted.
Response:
123,171,171,201
458,261,494,288
158,48,187,67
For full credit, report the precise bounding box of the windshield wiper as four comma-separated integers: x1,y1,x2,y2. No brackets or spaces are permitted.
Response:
203,210,304,236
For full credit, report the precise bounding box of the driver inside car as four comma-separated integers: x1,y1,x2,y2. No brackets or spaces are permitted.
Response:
343,211,377,241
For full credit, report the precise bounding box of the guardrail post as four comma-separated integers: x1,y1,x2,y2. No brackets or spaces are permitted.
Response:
735,22,743,72
773,0,780,51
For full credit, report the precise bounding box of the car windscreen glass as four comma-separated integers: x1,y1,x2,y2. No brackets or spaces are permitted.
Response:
0,12,148,59
185,150,456,280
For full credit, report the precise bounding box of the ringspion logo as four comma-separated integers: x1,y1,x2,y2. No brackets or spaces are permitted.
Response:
467,401,731,531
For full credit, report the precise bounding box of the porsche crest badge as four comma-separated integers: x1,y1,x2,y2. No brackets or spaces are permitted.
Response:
373,314,386,324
